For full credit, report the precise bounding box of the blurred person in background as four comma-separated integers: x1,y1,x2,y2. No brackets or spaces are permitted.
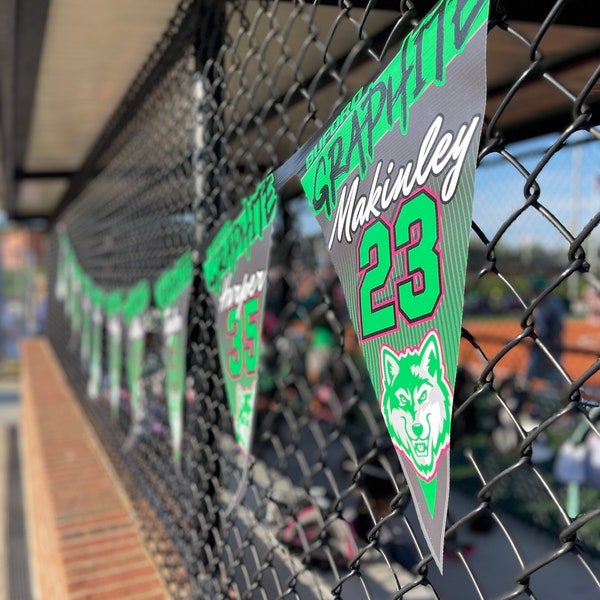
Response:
521,275,566,463
525,275,565,388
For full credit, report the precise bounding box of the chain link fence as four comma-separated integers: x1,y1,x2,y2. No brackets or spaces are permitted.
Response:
45,0,600,598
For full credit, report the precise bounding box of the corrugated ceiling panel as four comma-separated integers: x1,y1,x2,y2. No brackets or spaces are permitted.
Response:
25,0,180,172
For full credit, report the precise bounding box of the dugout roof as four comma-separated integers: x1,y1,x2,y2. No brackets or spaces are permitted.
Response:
0,0,598,221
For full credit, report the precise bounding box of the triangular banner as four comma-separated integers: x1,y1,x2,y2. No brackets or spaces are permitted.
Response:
203,174,277,457
154,252,194,468
105,289,124,419
67,249,82,337
193,0,487,567
123,279,151,448
297,0,489,571
87,284,104,400
80,274,94,367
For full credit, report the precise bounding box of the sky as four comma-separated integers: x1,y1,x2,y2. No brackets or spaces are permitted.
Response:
472,130,599,252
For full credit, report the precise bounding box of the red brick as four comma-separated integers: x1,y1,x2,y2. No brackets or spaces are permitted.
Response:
57,510,131,533
21,339,170,599
63,538,144,565
69,572,165,599
65,548,148,579
68,563,159,594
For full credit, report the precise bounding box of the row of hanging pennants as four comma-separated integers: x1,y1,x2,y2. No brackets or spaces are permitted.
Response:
55,0,489,572
54,232,194,467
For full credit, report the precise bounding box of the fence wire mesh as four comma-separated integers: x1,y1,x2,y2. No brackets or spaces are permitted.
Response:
45,0,600,598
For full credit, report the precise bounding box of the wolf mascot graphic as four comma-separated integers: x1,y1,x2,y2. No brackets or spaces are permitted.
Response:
380,330,452,481
234,383,255,451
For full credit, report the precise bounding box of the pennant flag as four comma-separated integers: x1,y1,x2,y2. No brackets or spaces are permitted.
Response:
80,273,93,365
154,252,194,467
106,289,124,418
202,174,276,514
87,284,104,400
297,0,489,571
69,259,83,343
202,173,277,456
55,230,69,303
191,0,487,564
123,280,151,447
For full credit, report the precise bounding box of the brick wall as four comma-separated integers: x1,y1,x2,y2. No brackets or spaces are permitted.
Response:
21,338,170,600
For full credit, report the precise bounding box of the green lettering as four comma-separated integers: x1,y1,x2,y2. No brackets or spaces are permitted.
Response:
303,0,488,220
204,173,276,294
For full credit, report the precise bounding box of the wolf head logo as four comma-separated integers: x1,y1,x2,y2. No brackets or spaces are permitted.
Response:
234,383,255,451
380,330,452,481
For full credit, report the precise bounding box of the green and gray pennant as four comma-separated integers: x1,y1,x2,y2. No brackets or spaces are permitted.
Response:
80,273,93,365
196,0,487,557
297,0,489,571
154,252,194,468
203,173,277,456
123,279,151,446
50,0,488,570
105,289,124,419
87,284,104,400
69,258,83,339
63,242,75,323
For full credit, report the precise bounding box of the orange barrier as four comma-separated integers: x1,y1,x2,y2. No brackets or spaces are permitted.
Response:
459,317,600,387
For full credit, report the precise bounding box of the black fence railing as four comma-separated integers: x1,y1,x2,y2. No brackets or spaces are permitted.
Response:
46,0,600,598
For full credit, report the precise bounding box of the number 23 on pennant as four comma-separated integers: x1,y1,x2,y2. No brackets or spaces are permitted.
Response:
226,295,260,378
357,189,443,341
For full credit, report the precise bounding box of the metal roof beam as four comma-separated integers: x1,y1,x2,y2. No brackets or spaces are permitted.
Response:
13,0,51,168
0,0,16,215
14,168,76,181
1,0,51,217
311,0,600,28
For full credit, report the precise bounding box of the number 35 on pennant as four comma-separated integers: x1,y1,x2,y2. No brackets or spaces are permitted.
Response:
225,296,260,378
357,189,442,341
